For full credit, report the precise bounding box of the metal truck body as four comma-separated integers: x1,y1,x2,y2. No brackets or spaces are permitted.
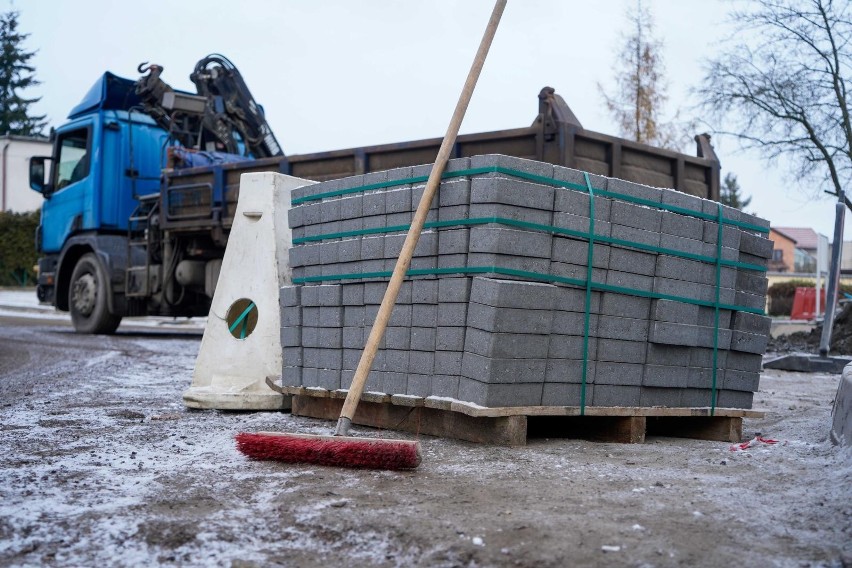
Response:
31,67,721,334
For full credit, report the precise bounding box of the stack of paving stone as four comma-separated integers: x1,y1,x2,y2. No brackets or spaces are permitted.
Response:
280,154,772,409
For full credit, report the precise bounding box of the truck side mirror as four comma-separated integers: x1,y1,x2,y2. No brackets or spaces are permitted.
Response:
29,156,53,196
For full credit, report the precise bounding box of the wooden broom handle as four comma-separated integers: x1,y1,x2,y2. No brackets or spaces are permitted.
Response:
335,0,508,435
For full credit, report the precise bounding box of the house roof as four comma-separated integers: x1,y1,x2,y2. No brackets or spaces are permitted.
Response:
771,228,797,244
774,227,819,250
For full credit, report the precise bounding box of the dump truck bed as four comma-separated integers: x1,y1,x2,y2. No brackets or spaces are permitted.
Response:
160,88,720,232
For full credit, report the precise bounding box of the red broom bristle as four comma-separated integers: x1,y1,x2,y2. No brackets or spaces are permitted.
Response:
235,432,421,470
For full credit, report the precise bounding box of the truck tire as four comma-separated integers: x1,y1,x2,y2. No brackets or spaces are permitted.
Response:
69,253,122,334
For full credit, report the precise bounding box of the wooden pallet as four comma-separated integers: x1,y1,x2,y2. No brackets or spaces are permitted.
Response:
279,386,764,446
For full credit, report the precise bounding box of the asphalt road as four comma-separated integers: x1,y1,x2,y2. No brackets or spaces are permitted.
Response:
0,314,201,400
0,312,850,567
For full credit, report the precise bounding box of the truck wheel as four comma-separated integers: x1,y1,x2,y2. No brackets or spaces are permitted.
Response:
69,253,122,334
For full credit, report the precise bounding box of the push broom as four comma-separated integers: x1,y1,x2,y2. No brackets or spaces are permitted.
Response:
236,0,507,470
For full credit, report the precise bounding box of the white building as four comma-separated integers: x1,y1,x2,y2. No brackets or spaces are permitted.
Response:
1,135,51,213
842,240,852,273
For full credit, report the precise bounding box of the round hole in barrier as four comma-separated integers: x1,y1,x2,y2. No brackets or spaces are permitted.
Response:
226,298,258,340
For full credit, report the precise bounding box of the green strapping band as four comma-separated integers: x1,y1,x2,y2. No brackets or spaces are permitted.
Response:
291,173,435,204
293,216,767,273
291,165,770,234
229,301,256,337
580,172,595,415
293,265,764,315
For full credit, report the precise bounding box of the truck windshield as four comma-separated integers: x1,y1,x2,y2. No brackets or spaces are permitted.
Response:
55,130,90,189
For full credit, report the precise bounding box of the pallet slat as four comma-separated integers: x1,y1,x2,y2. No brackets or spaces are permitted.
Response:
283,387,763,418
291,396,527,446
287,387,761,446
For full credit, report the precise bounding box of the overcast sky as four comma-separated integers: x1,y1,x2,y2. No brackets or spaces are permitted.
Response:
13,0,847,240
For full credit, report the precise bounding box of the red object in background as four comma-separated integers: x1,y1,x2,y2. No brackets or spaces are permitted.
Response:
790,287,826,320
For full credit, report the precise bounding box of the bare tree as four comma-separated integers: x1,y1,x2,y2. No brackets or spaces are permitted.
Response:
599,0,691,150
699,0,851,198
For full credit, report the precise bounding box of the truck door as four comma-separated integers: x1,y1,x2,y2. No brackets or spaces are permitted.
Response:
100,120,122,228
41,126,93,253
100,114,167,230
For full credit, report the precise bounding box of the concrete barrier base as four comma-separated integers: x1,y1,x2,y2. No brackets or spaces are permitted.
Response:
183,382,289,411
764,354,852,374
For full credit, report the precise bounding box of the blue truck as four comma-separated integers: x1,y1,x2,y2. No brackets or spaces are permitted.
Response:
29,55,722,333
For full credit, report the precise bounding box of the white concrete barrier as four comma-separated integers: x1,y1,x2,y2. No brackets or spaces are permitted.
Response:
183,172,314,410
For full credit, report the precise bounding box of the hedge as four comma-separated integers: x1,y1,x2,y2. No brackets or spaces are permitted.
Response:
0,210,39,286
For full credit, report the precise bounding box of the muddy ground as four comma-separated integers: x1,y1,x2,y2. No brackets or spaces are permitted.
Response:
0,308,850,567
768,302,852,355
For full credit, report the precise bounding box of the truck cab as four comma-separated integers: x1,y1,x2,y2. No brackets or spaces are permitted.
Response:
30,73,169,333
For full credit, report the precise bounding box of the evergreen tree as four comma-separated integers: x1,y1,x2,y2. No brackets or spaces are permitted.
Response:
0,11,46,136
719,172,752,210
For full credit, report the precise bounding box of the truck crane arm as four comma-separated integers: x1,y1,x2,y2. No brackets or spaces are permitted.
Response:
190,54,283,159
134,54,283,160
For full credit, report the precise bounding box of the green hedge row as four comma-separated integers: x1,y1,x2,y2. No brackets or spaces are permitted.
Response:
0,210,39,286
